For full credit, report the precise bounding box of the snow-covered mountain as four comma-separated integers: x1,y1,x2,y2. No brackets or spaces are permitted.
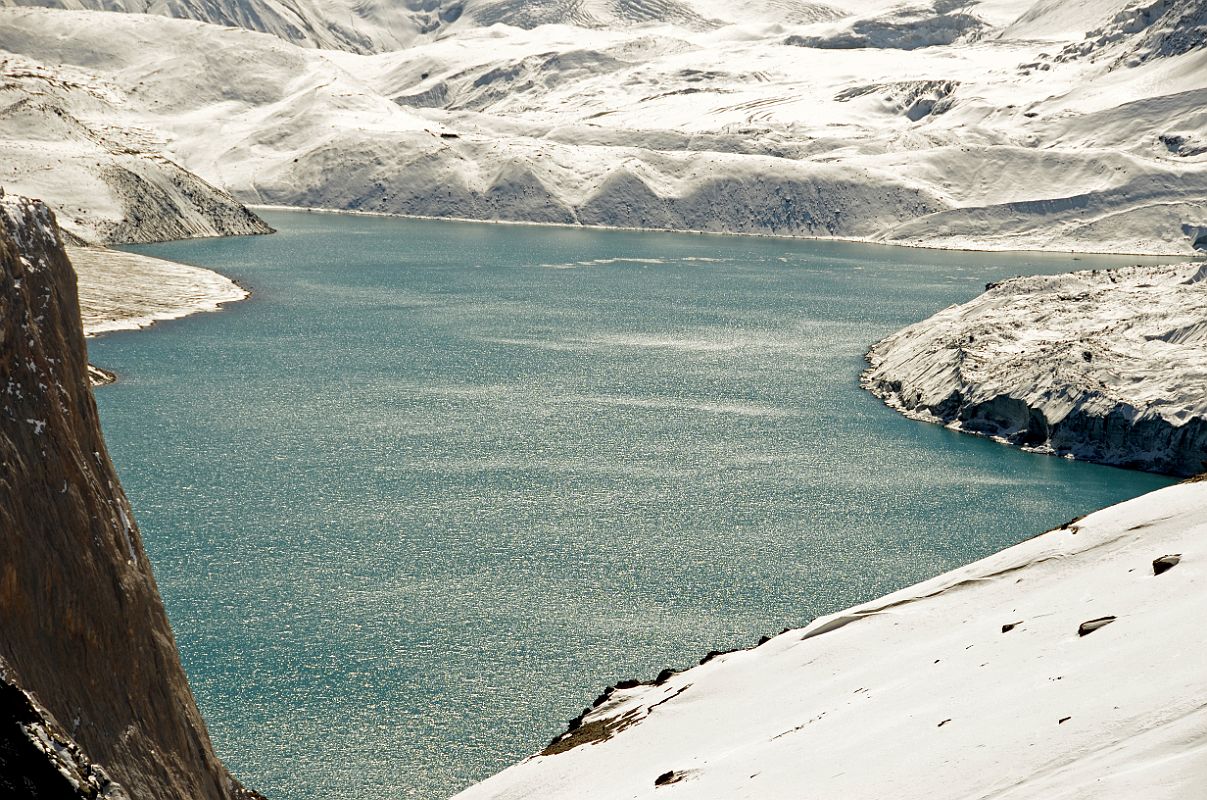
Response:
0,0,846,53
2,0,1204,251
0,53,272,243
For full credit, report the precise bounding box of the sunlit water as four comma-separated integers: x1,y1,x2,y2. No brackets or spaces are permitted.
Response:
92,211,1173,799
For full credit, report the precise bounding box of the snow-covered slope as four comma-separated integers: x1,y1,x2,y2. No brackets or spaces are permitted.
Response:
2,0,1206,254
0,54,272,244
457,480,1207,800
0,0,435,53
0,0,839,53
863,261,1207,475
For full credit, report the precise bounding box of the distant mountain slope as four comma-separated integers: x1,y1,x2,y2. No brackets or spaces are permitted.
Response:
0,0,431,52
1,0,1204,253
0,0,845,51
0,54,272,244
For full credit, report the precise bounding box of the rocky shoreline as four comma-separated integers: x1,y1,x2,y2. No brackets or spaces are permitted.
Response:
862,262,1207,476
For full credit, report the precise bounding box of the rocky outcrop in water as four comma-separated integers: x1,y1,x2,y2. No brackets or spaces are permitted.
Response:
862,263,1207,476
0,194,260,800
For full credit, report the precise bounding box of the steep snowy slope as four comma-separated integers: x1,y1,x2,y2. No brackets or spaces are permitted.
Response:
1,0,1205,253
457,480,1207,800
863,261,1207,475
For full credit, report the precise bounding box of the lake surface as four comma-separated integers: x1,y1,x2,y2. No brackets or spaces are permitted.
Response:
94,211,1173,800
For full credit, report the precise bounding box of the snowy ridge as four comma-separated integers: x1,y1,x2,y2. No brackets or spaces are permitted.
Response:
863,262,1207,475
457,481,1207,800
1,0,1206,254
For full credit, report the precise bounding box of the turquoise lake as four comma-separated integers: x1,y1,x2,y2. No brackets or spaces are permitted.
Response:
92,211,1173,799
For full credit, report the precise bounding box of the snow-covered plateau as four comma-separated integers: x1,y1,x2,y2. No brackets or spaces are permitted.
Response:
457,480,1207,800
0,0,1205,253
864,261,1207,475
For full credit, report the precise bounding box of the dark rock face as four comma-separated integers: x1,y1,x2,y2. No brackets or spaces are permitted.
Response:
0,661,129,800
957,391,1207,477
865,379,1207,477
0,196,259,800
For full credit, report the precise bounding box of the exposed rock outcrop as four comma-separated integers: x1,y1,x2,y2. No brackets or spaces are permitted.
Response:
862,263,1207,476
0,195,260,800
0,660,128,800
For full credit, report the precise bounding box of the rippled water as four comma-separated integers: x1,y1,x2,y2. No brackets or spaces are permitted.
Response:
92,211,1172,799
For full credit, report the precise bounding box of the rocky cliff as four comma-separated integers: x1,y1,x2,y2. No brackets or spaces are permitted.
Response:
0,194,260,800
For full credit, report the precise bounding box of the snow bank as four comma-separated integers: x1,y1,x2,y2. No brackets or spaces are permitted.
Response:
864,262,1207,475
71,246,248,337
457,480,1207,799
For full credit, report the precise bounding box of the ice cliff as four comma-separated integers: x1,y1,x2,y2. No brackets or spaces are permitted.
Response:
0,194,260,800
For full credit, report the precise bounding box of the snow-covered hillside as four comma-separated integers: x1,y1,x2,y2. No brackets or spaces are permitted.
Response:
0,0,849,53
0,54,272,244
1,0,1205,253
863,261,1207,475
457,480,1207,800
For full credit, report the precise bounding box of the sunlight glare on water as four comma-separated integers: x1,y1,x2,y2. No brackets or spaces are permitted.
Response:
92,211,1173,800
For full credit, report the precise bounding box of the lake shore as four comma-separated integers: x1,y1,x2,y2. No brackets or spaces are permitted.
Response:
71,245,249,383
457,479,1207,800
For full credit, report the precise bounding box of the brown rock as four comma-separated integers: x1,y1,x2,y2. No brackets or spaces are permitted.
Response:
1153,554,1182,576
0,197,260,800
1077,616,1117,636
